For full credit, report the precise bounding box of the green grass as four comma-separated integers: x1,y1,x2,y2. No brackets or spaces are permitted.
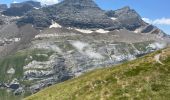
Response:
133,41,153,52
0,89,23,100
0,49,54,82
25,47,170,100
0,49,54,100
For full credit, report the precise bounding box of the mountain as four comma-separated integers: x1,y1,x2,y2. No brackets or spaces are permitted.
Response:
105,7,167,37
106,6,146,30
2,1,41,16
0,4,7,11
10,1,41,8
0,0,170,100
25,47,170,100
17,0,121,29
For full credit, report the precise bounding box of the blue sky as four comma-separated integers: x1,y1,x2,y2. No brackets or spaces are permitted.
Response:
1,0,170,34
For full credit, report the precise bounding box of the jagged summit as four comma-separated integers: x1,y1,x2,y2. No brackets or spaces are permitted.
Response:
60,0,99,8
10,1,41,8
0,4,7,11
17,0,120,29
106,6,146,30
2,1,41,16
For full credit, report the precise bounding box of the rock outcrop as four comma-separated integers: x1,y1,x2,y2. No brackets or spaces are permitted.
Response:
0,4,7,11
0,0,169,99
17,0,121,29
2,1,41,16
106,6,146,30
10,1,41,8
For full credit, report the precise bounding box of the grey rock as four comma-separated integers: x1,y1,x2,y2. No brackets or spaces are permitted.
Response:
9,79,20,90
106,6,146,30
17,0,121,29
0,4,7,11
9,83,20,90
141,25,154,33
10,1,41,8
14,87,25,95
17,9,51,29
3,1,41,16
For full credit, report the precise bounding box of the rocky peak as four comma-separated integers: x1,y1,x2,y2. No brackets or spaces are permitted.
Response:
60,0,99,8
10,1,41,8
106,6,146,30
2,1,41,16
116,6,131,12
18,0,120,29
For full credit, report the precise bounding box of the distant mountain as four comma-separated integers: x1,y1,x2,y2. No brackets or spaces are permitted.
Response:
105,7,166,37
106,6,146,30
16,0,167,39
0,4,7,11
2,1,41,16
17,0,121,29
10,1,41,8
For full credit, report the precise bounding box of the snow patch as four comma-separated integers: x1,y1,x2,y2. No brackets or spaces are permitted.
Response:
111,17,117,20
13,38,20,42
75,28,93,34
134,28,142,33
7,68,15,74
95,29,109,33
35,34,59,38
33,7,39,10
49,21,62,28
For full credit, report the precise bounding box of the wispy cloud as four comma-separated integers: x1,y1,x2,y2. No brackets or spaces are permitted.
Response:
142,18,170,25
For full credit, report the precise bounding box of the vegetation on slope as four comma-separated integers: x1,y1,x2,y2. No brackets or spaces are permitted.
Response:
25,47,170,100
0,49,54,100
0,49,53,82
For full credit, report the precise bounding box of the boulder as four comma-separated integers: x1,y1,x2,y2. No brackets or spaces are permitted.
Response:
9,79,20,90
14,87,25,95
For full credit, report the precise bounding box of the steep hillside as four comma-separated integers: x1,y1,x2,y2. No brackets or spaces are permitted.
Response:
25,47,170,100
0,0,170,99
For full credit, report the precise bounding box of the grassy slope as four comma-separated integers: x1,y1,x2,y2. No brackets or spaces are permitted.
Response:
0,49,54,100
0,49,53,82
25,47,170,100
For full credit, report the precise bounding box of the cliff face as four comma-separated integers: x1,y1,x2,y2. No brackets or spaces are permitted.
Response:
25,47,170,100
0,4,7,11
106,6,146,30
10,1,41,8
17,0,121,29
0,0,170,99
2,1,41,16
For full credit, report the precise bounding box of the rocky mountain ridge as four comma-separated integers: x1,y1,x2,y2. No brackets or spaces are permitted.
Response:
0,4,7,11
2,1,41,16
0,0,170,99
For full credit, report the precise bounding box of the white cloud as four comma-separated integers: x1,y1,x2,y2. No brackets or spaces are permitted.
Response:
13,0,19,3
36,0,60,5
142,17,170,25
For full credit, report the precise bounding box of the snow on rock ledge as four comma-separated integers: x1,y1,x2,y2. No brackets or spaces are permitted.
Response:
49,21,62,28
75,28,93,34
95,29,110,33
